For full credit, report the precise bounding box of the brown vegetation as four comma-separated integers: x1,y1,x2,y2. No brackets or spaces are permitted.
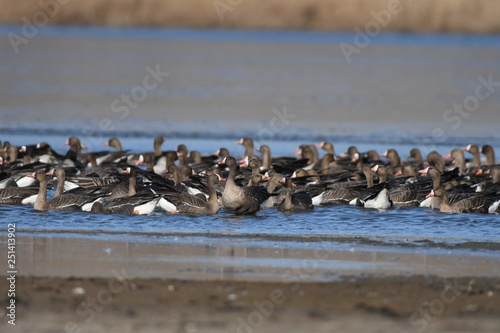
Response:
1,0,500,33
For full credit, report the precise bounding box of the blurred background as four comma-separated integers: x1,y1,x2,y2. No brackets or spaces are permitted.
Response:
1,0,500,152
1,0,500,33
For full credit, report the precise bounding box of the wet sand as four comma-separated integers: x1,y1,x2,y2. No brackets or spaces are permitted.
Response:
1,234,500,332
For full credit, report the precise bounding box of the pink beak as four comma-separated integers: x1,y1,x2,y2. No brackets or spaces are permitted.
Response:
418,167,429,175
426,190,435,198
442,152,451,159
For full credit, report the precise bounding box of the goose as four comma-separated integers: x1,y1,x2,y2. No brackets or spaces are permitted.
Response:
177,144,189,166
350,165,392,210
47,168,111,211
462,144,481,171
219,156,277,215
256,145,272,170
159,174,220,215
278,177,314,213
0,185,39,205
426,151,446,172
236,137,255,159
28,170,82,211
428,188,498,214
381,149,401,168
91,191,160,215
316,141,335,156
372,164,431,207
481,145,496,166
262,170,284,208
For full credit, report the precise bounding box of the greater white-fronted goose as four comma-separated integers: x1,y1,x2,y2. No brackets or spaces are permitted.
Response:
29,170,84,211
443,149,467,174
63,136,89,150
103,167,139,200
125,136,167,166
236,137,255,159
426,151,446,172
463,144,481,171
481,145,496,166
409,148,424,165
372,164,432,207
278,177,313,213
262,170,284,208
0,184,39,205
219,156,276,215
92,191,160,215
381,149,401,168
177,144,189,166
256,145,272,170
351,165,392,210
428,187,497,214
159,174,220,215
47,168,112,211
102,137,122,151
316,141,335,156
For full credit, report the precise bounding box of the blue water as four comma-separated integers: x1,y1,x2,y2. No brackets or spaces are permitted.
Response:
1,132,500,248
2,25,500,47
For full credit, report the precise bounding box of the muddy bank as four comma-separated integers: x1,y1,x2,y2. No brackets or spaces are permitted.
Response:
1,275,499,333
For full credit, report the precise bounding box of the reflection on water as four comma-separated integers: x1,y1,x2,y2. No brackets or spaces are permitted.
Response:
7,234,500,281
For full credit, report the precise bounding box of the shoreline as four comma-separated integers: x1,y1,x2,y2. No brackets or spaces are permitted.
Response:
3,234,500,281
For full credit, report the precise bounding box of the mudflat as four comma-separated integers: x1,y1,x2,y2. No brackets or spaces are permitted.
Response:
1,234,499,332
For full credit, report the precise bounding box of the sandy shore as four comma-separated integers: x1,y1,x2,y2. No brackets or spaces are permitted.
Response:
1,234,500,332
2,275,500,333
1,0,500,33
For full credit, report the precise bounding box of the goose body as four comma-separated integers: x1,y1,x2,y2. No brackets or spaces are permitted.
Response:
220,157,276,215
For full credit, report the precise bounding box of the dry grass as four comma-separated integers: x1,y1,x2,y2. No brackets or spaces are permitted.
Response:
1,0,500,33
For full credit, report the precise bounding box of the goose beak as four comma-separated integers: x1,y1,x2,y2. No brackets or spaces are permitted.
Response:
418,167,429,175
426,190,435,198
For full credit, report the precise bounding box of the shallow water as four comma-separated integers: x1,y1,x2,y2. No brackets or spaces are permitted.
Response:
1,26,500,257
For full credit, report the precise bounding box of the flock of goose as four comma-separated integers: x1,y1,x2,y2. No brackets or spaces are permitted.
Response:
0,136,499,216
